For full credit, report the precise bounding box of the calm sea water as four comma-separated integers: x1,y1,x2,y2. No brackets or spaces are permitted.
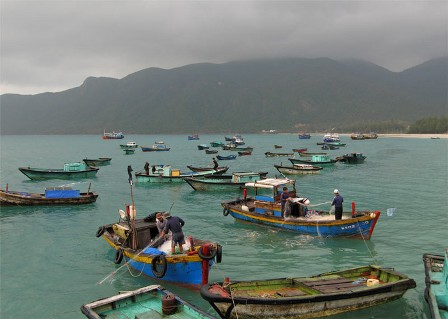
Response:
0,134,447,319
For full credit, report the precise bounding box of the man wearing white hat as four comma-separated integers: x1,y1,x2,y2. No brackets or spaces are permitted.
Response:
331,189,344,220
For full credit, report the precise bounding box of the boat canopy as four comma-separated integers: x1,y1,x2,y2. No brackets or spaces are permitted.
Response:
245,178,294,189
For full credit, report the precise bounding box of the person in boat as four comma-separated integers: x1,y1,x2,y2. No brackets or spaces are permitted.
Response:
212,158,219,170
144,161,150,175
280,187,290,217
160,212,185,254
331,189,344,220
155,212,167,234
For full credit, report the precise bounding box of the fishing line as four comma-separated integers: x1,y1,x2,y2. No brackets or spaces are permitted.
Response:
356,220,377,263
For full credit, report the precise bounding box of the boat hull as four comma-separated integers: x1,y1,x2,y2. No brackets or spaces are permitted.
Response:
18,167,99,180
83,158,111,166
201,266,415,319
274,165,322,175
136,170,215,183
0,190,98,206
289,158,337,166
423,252,448,319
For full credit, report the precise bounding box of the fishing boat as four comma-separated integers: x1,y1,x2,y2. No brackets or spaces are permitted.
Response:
238,151,252,156
221,144,253,152
123,148,135,155
0,185,98,206
423,249,448,319
188,134,200,140
321,144,339,150
289,155,338,166
210,141,224,147
120,141,138,149
102,130,124,139
351,133,365,140
135,165,220,183
216,155,237,160
274,144,283,149
221,178,381,239
141,142,171,152
274,163,323,175
322,133,341,142
205,149,219,154
265,151,294,157
81,285,218,319
363,132,378,139
200,265,416,319
18,162,99,180
96,205,222,286
187,166,229,174
83,157,111,166
292,148,308,153
298,133,311,139
183,172,268,191
337,152,367,164
198,144,210,150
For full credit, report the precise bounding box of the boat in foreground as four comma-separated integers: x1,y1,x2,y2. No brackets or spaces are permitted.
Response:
200,265,416,319
18,162,99,180
183,172,268,191
0,186,98,206
83,157,111,166
96,206,222,286
274,163,323,175
423,249,448,319
81,284,217,319
221,178,381,239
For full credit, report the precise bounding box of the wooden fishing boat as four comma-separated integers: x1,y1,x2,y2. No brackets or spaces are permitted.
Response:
423,249,448,319
265,151,294,157
120,141,138,149
141,142,171,152
321,144,339,150
200,265,416,319
216,155,237,160
83,157,111,166
221,178,381,239
0,186,98,206
81,285,218,319
292,148,308,153
274,144,283,149
205,149,219,154
363,132,378,139
187,166,229,174
221,144,253,151
238,151,252,156
102,130,124,139
289,155,337,166
337,153,367,164
183,172,268,191
18,162,99,180
351,133,365,140
135,165,220,183
96,205,223,286
274,163,323,175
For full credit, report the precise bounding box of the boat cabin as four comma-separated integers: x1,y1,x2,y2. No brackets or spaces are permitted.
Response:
311,155,331,162
151,165,180,177
63,162,89,172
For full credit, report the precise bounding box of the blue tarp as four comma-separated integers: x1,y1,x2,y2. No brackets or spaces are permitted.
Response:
143,247,166,255
45,189,80,198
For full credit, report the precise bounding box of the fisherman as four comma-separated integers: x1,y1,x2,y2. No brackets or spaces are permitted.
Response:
212,158,219,170
331,189,344,220
160,212,185,254
144,161,150,175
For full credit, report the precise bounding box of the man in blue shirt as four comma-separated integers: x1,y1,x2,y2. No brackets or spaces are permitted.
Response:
331,189,344,220
160,212,185,254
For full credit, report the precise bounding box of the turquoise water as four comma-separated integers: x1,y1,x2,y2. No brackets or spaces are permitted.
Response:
0,134,447,319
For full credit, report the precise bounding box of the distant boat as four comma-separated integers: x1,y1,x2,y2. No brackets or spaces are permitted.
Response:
102,130,124,139
265,151,294,157
321,144,339,150
18,162,99,180
216,155,237,160
82,285,218,319
1,185,98,206
201,264,415,319
183,172,268,192
322,133,340,142
337,153,367,164
292,148,308,153
363,133,378,139
210,141,224,147
351,133,365,140
197,144,210,150
274,163,323,175
141,142,171,152
205,149,218,154
188,134,200,140
274,144,283,149
298,133,311,139
289,155,337,166
135,165,221,183
83,157,111,166
120,141,138,149
299,151,327,157
238,151,252,156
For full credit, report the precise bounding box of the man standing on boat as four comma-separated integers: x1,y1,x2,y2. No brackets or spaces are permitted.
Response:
144,161,150,175
160,212,185,254
212,158,219,170
331,189,344,220
280,187,290,217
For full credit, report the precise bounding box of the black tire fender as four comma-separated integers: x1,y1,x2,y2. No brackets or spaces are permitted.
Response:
96,226,105,238
151,255,168,278
216,244,223,263
114,248,124,264
198,244,217,261
223,206,230,216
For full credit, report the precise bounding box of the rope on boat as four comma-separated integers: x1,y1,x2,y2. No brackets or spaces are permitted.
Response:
356,219,378,264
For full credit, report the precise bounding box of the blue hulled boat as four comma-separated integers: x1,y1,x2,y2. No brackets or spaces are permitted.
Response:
221,178,381,239
216,155,237,160
96,205,222,286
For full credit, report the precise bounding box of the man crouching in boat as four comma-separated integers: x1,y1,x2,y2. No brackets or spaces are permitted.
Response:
160,212,185,254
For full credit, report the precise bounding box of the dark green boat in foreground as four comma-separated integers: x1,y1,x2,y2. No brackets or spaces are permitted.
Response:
18,162,99,180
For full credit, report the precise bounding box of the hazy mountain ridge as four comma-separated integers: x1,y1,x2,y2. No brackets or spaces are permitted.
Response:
1,57,447,134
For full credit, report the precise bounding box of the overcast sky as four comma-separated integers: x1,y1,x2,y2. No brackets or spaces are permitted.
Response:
1,0,447,95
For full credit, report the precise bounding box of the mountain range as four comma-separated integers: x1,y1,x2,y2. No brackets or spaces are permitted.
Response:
1,57,447,135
